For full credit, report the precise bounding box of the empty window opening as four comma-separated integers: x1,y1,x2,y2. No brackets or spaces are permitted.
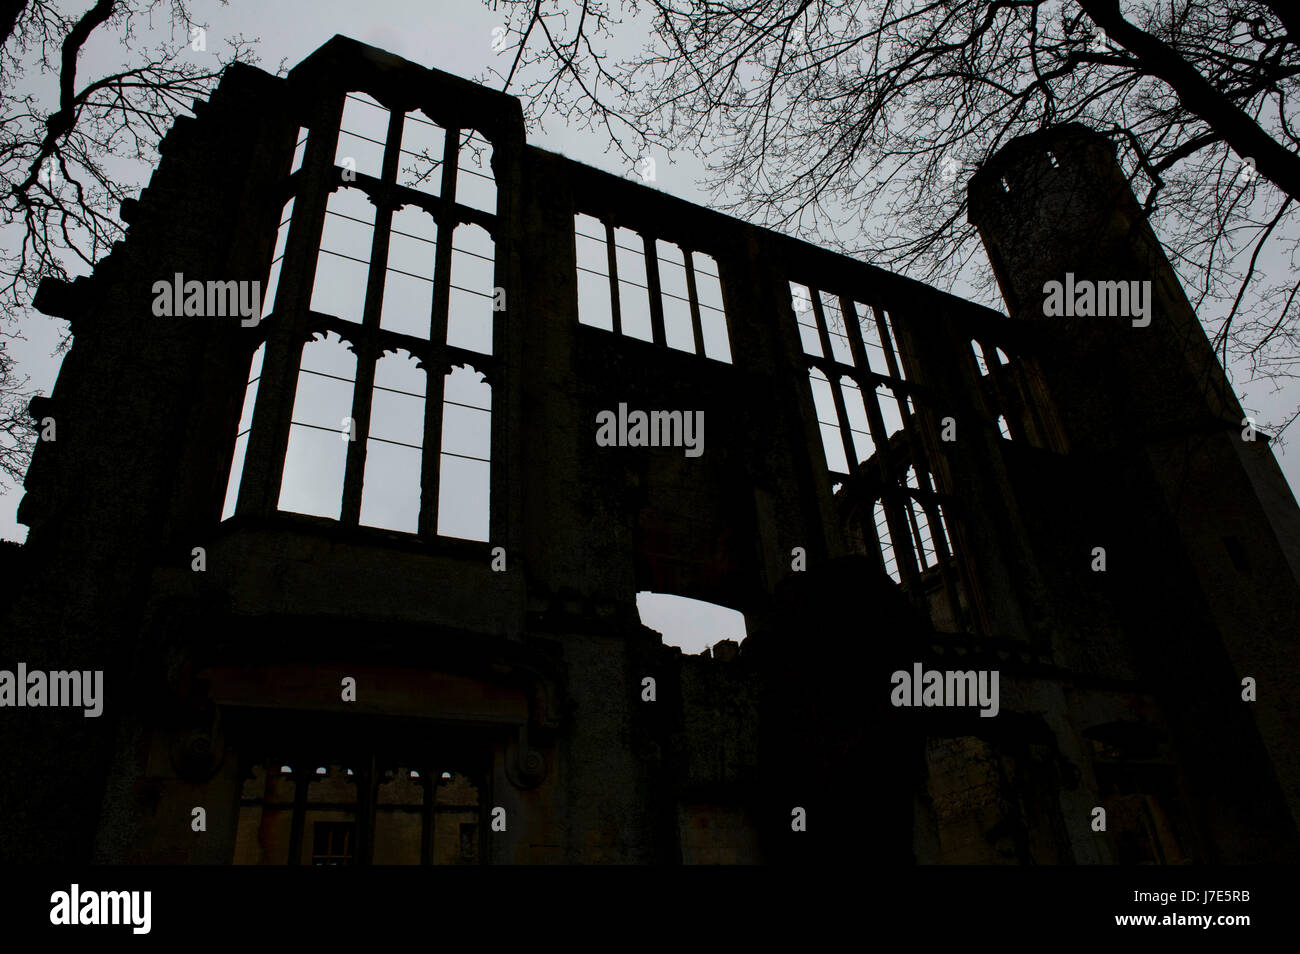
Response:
790,282,823,356
614,226,653,342
876,384,905,438
789,283,814,319
636,592,746,655
791,283,820,353
995,346,1010,365
236,760,482,866
575,215,730,361
996,415,1012,440
575,213,613,331
792,295,923,493
821,292,855,365
437,364,491,541
336,92,389,180
436,772,483,865
855,303,894,377
656,239,696,353
398,110,446,196
262,198,296,321
971,339,991,376
290,126,310,175
221,342,266,521
279,332,357,519
574,217,728,361
311,188,375,324
838,376,876,464
455,129,496,214
448,223,496,355
809,367,850,474
792,282,867,372
874,500,900,582
381,205,438,338
693,252,731,362
936,504,954,557
880,311,909,379
240,174,499,541
360,349,426,533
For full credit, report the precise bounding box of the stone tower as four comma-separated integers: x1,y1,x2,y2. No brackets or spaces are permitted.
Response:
969,124,1300,860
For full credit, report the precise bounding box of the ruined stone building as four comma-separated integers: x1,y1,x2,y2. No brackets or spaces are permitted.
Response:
3,36,1299,864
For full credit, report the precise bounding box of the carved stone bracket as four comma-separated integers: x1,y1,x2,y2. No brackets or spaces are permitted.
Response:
170,718,226,783
505,724,547,790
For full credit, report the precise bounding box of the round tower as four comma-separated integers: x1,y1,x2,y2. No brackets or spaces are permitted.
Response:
968,122,1238,440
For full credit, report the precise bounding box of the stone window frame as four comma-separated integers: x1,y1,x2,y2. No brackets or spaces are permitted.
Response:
573,211,733,362
228,85,504,544
791,281,972,627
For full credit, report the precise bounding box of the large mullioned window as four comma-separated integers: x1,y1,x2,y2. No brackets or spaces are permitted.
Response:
234,759,484,866
224,92,501,542
789,280,971,631
574,213,731,363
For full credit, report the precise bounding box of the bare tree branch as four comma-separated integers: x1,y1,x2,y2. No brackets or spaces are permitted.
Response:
479,0,1300,440
0,0,256,487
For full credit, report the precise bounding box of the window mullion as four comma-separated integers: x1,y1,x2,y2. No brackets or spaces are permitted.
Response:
885,492,922,589
287,763,309,866
643,234,666,347
342,111,405,525
841,295,870,371
925,498,968,630
810,294,855,474
441,127,461,211
874,306,904,381
605,221,622,336
906,497,927,568
683,249,705,355
239,94,345,518
341,341,379,527
430,135,460,350
420,767,435,865
355,752,379,866
418,362,447,537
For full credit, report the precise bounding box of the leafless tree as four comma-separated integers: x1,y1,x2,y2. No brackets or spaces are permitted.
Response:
0,0,257,488
0,340,33,484
483,0,1300,435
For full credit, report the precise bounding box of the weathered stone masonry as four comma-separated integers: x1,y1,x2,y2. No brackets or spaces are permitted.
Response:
2,36,1299,864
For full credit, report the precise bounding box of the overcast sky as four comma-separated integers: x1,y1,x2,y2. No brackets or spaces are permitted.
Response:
2,0,1296,654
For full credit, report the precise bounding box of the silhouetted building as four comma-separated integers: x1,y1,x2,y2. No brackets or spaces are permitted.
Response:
3,37,1298,864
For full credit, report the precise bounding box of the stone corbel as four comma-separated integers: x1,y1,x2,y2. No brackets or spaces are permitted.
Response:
169,704,226,783
505,723,547,790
